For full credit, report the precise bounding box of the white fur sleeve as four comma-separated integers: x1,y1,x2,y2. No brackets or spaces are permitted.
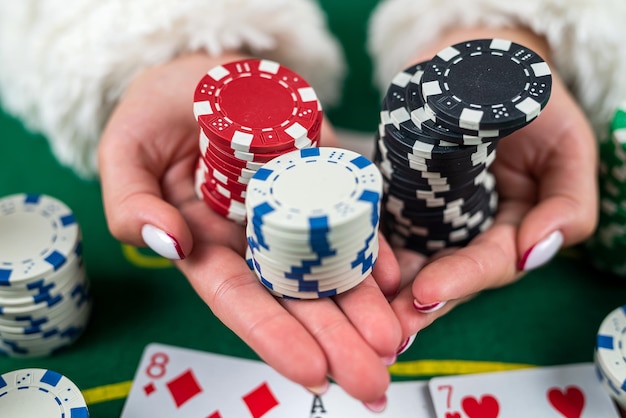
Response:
0,0,345,178
367,0,626,140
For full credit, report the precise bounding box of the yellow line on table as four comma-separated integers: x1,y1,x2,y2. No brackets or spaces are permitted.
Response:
82,380,133,406
81,360,535,406
388,359,534,377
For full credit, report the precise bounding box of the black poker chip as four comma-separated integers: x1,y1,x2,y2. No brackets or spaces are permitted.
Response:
378,124,496,162
373,38,551,255
421,38,552,133
378,136,496,174
405,61,521,142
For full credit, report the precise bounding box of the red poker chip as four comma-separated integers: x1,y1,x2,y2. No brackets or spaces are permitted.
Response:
194,59,321,153
199,154,251,186
199,127,283,164
201,136,266,171
202,138,252,171
199,183,246,223
200,120,323,166
213,131,322,164
201,132,265,170
199,159,249,195
195,157,249,200
203,175,247,204
203,125,320,163
201,148,256,180
200,107,324,158
204,160,251,187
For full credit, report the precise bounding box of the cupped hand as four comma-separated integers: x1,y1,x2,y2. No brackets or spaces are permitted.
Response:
98,52,403,407
388,27,599,340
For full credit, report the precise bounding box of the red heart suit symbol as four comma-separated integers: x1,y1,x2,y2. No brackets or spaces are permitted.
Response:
462,394,500,418
547,386,585,418
445,413,461,418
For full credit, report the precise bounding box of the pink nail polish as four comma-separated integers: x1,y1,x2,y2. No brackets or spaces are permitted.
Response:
382,354,397,366
518,230,563,271
413,300,447,313
363,395,387,413
141,224,185,260
396,333,418,356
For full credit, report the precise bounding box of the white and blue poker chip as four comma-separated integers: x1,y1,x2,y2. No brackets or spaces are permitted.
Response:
595,305,626,410
0,194,80,286
246,147,382,231
0,194,91,358
244,147,382,298
0,368,90,417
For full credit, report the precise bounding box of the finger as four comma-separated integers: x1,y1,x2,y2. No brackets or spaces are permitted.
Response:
177,244,329,390
320,116,340,147
280,291,392,404
99,52,247,259
98,107,196,259
371,234,402,297
334,275,403,358
516,128,597,270
410,200,526,307
392,247,429,289
496,83,598,271
406,78,599,306
390,279,472,338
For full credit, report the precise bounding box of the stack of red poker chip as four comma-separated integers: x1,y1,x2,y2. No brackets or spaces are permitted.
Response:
193,58,323,223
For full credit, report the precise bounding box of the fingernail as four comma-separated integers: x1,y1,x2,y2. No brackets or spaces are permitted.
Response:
305,380,329,396
363,395,387,413
141,224,185,260
413,300,447,313
396,333,418,356
517,230,563,271
381,354,397,366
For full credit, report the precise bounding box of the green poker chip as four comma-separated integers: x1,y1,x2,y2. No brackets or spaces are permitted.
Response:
587,105,626,276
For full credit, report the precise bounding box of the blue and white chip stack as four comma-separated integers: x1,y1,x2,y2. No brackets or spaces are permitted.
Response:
0,194,92,358
245,147,382,299
595,305,626,411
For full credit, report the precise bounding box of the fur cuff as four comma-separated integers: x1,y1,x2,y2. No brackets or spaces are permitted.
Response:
367,0,626,139
0,0,345,178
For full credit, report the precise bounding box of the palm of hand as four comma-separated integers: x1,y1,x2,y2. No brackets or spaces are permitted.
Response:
99,53,403,404
389,74,598,337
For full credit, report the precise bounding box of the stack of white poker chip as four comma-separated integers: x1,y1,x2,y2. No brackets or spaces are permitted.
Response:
594,305,626,410
0,194,91,358
0,368,90,417
245,147,382,299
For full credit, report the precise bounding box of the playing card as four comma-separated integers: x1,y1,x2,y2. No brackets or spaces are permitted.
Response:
428,363,620,418
316,380,435,417
120,342,436,417
120,343,312,417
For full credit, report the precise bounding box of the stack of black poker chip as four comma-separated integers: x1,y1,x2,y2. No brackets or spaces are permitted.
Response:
373,38,552,255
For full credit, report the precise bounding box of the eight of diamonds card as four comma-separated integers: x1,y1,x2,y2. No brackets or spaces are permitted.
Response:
120,342,436,417
428,363,620,417
120,343,311,417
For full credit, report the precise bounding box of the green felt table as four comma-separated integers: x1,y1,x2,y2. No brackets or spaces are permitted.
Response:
1,1,625,416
